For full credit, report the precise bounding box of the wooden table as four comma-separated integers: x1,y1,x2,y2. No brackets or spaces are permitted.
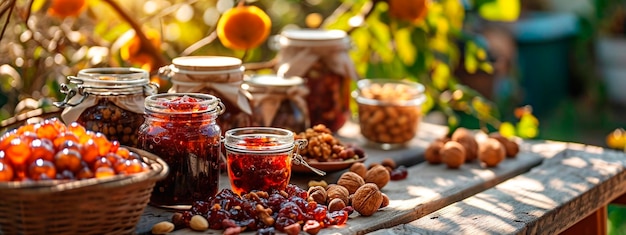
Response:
135,122,626,235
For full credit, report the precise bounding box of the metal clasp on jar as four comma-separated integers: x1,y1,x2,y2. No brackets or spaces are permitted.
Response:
292,139,326,176
54,76,87,107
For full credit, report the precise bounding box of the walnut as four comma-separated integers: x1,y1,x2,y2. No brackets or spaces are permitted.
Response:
380,193,390,208
425,138,446,164
326,184,350,205
364,165,390,189
381,158,397,170
478,138,506,167
328,197,346,212
307,186,327,204
440,141,466,169
451,127,478,162
349,162,367,178
351,183,383,216
337,172,365,194
488,132,520,157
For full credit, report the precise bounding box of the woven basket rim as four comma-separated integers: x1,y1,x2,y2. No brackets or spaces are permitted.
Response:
0,147,168,193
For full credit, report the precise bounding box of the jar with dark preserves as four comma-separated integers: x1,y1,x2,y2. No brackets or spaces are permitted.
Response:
243,75,310,133
56,67,157,148
160,56,253,132
275,29,358,132
138,93,224,208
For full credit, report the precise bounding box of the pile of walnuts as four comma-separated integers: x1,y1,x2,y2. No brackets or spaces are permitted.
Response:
425,128,519,168
295,124,364,162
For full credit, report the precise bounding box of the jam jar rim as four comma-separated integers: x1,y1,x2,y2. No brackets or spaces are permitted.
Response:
224,127,295,153
243,75,303,88
144,93,223,115
353,79,426,107
278,29,350,48
76,67,149,86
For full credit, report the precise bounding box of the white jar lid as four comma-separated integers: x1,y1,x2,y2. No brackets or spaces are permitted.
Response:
172,56,242,72
244,75,303,87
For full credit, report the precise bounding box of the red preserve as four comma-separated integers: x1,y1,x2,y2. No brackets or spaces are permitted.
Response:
224,127,306,195
138,93,224,208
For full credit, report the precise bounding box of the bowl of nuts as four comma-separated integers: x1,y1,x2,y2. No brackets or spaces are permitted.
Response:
354,79,425,145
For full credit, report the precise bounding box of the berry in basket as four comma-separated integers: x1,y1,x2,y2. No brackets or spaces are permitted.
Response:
0,118,149,182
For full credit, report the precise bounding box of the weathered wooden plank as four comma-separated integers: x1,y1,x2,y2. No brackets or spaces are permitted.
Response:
164,147,543,235
374,147,626,235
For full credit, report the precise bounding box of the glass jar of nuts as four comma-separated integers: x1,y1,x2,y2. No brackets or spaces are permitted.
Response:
160,56,253,132
55,67,157,148
353,79,425,145
275,29,358,132
243,75,310,133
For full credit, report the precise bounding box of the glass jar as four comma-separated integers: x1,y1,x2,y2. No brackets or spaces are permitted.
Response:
275,29,358,132
224,127,308,195
160,56,253,132
55,67,157,148
243,75,310,133
354,79,425,145
138,93,224,208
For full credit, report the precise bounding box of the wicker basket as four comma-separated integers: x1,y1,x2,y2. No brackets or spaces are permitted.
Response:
0,147,168,235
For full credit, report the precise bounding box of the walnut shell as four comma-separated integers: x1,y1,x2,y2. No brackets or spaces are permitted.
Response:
307,186,327,204
478,138,506,167
440,141,466,169
337,171,365,194
326,184,350,205
380,193,390,208
451,127,478,162
352,183,383,216
425,139,446,164
364,165,390,189
349,162,368,178
488,133,520,157
328,198,347,212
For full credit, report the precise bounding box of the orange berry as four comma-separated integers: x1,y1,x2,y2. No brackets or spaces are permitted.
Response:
607,129,626,149
6,136,32,166
0,159,14,182
54,148,83,173
47,0,87,18
81,139,100,164
28,159,56,180
95,166,116,179
28,138,55,165
120,29,161,71
216,5,272,50
388,0,429,23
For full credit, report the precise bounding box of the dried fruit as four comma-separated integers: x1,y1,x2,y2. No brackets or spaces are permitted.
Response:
337,171,365,194
216,4,272,50
351,183,383,216
303,220,322,235
440,141,466,169
478,138,506,167
364,165,390,189
189,215,209,231
349,162,367,178
451,128,478,162
151,221,175,235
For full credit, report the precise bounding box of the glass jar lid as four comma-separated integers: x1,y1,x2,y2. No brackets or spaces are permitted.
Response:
279,29,349,47
224,127,295,153
172,56,243,73
354,79,426,106
144,93,224,115
243,75,303,88
74,67,150,94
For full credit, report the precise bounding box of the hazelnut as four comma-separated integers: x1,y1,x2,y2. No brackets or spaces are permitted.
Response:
478,138,506,167
425,139,445,164
326,184,350,205
307,186,327,204
488,132,520,157
451,127,478,162
380,193,390,208
364,165,390,189
328,197,347,212
303,220,322,235
352,183,383,216
151,221,175,235
349,162,368,178
381,158,397,169
337,171,365,194
440,141,466,169
189,215,209,231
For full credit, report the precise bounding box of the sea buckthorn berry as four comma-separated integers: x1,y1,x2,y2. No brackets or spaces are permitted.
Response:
28,138,55,164
76,166,94,179
56,169,75,180
6,136,32,166
109,140,120,153
68,122,87,138
92,132,112,156
0,159,14,181
54,148,83,173
16,123,36,135
115,147,131,159
93,157,112,170
0,131,17,150
95,166,115,178
115,159,145,175
53,132,80,150
56,140,82,152
35,118,65,140
104,153,124,167
80,139,100,164
28,159,56,180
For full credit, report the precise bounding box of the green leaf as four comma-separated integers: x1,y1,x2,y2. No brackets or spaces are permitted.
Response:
395,28,415,65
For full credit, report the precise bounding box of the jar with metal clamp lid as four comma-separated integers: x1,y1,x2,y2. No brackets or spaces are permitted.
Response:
275,29,358,132
160,56,253,132
55,67,157,148
243,75,310,133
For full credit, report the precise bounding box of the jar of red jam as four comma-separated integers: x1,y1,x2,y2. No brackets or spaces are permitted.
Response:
275,29,358,132
55,67,157,148
160,56,253,132
224,127,312,195
138,93,224,208
243,75,310,133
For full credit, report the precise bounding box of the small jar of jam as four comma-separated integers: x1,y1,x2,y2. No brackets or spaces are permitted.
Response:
55,67,157,148
160,56,253,132
243,75,310,133
138,93,224,208
224,127,308,195
275,29,358,132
